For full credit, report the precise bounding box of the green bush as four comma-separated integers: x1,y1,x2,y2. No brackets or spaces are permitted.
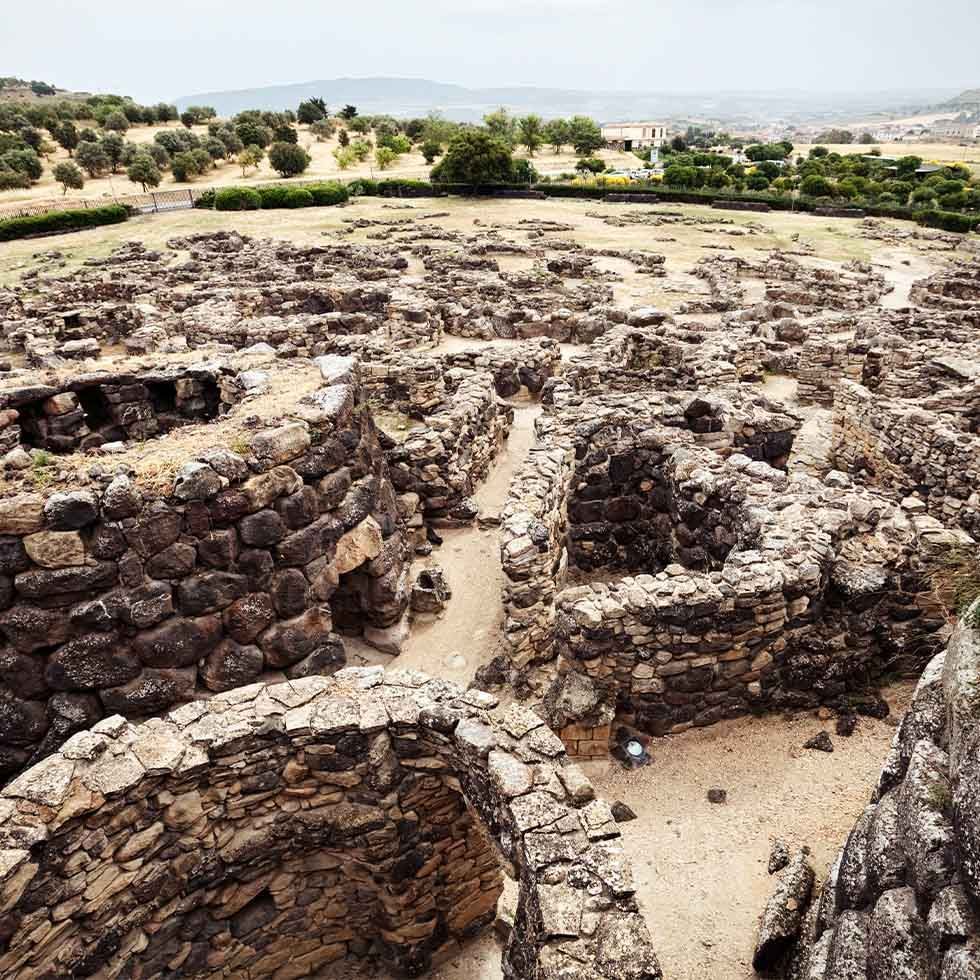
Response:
0,170,32,191
194,189,216,209
306,182,349,206
916,209,979,233
214,187,262,211
370,179,438,197
268,141,311,177
256,185,292,208
282,187,314,208
348,178,379,196
0,204,129,242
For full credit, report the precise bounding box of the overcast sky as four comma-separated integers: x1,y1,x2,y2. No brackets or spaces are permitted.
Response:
3,0,976,102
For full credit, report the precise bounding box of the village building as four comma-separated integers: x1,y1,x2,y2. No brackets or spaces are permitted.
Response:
601,120,668,150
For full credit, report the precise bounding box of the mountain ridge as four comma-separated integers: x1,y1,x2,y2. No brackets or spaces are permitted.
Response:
174,77,962,125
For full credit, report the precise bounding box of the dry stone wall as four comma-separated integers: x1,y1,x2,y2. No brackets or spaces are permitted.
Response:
385,372,514,526
499,388,801,670
0,365,237,456
0,668,661,980
551,448,959,743
832,379,980,536
0,365,412,779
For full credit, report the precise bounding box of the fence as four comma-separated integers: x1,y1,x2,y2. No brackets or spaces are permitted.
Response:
0,188,203,221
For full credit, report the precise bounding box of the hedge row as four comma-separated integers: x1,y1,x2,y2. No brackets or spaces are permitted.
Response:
195,182,350,212
349,178,445,198
0,204,129,242
916,209,980,233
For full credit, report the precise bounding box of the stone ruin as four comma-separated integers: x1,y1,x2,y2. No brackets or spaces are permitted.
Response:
0,667,660,980
499,384,967,755
0,358,414,778
0,211,977,980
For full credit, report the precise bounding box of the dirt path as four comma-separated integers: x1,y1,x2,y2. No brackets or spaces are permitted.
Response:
877,246,936,309
393,397,542,685
585,683,913,980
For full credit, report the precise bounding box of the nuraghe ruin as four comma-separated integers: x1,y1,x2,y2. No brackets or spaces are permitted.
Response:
0,204,978,979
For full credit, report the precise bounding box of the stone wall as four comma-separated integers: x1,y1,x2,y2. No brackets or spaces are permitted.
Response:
559,322,765,399
499,389,800,671
0,668,661,980
832,379,980,536
0,365,238,455
386,372,514,525
550,448,959,744
0,366,412,778
501,447,576,669
787,616,980,978
909,261,980,311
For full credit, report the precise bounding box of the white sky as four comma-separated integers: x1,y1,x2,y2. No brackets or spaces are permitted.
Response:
2,0,976,102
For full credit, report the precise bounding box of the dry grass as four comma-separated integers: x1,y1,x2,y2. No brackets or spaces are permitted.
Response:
794,142,980,175
924,545,980,625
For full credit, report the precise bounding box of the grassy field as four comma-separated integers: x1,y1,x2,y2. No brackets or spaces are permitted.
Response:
0,121,641,211
0,194,911,302
795,141,980,175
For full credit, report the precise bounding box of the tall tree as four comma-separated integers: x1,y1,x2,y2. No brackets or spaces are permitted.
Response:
568,116,604,155
431,130,515,186
543,118,570,154
517,114,543,156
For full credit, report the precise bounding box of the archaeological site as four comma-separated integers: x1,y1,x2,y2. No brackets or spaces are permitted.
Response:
0,192,978,980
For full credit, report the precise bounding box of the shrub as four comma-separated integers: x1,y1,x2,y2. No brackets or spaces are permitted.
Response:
575,157,605,174
103,110,129,132
333,146,357,170
195,188,216,209
237,144,264,177
917,209,978,233
0,170,32,190
256,185,292,208
0,204,128,242
214,187,262,211
800,174,834,197
306,181,349,205
53,161,84,194
348,178,379,196
268,142,311,177
171,151,201,182
282,187,314,208
1,147,43,181
376,179,437,197
375,146,397,170
310,119,335,141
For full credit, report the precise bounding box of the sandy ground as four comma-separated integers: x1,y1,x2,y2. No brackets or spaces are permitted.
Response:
395,397,542,684
876,245,938,309
585,684,913,980
312,686,912,980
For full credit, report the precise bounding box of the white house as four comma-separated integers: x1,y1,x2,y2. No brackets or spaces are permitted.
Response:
601,122,668,151
932,119,980,140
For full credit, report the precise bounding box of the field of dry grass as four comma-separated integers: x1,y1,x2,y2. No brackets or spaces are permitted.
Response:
0,193,918,302
794,141,980,174
0,120,641,211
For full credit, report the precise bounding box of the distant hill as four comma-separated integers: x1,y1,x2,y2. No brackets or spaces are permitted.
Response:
175,77,960,126
943,88,980,108
0,78,90,103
